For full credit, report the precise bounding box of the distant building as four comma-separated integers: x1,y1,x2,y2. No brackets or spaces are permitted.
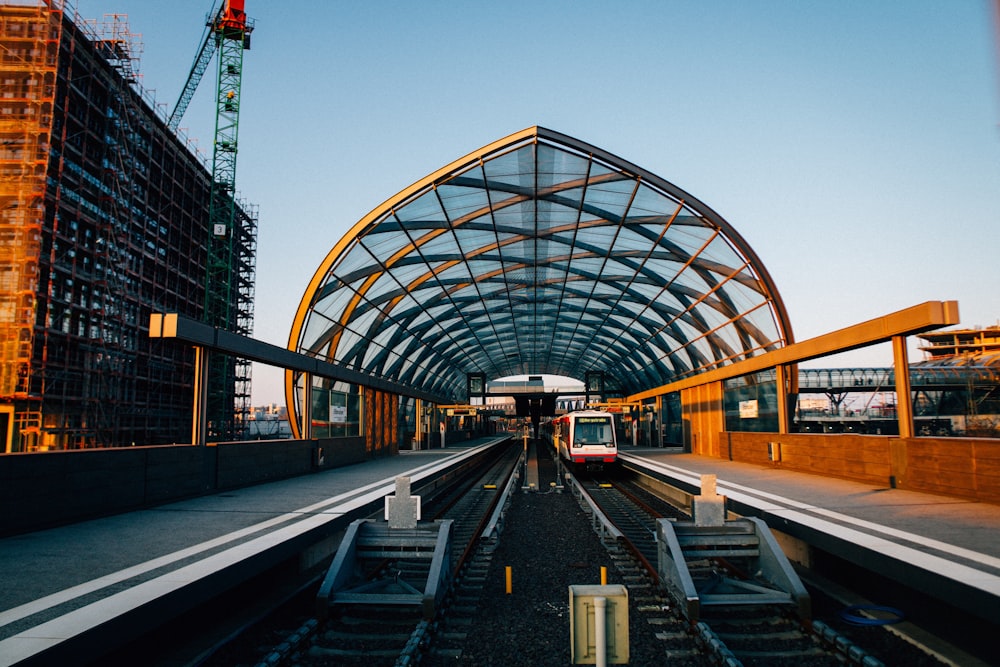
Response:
913,326,1000,437
0,5,256,451
916,326,1000,367
251,403,287,421
796,397,830,413
246,414,292,440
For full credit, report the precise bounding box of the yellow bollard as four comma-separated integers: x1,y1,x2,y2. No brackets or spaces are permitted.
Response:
505,566,513,594
601,566,607,585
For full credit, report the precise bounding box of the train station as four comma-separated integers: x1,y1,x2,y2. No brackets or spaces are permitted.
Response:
0,3,997,667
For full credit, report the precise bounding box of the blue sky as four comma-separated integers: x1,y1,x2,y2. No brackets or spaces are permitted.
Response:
74,1,1000,405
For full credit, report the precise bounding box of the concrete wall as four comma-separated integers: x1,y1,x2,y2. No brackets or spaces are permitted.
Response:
0,437,368,536
724,432,1000,503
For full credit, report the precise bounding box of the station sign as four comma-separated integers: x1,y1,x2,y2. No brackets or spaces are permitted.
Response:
739,399,759,419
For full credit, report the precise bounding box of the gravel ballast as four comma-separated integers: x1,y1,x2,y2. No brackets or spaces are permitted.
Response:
434,457,696,666
431,450,951,667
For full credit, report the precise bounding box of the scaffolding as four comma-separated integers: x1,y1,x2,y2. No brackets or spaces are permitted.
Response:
0,5,257,450
0,4,61,451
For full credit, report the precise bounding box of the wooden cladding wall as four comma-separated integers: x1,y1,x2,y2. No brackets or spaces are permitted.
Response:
682,382,724,457
900,437,1000,502
364,388,399,457
725,432,891,484
723,431,999,504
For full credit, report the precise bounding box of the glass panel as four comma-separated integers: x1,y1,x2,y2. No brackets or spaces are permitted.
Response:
298,305,335,344
363,229,413,260
537,143,589,184
437,183,490,221
724,371,779,432
434,262,473,283
365,271,404,302
463,258,501,279
385,261,432,286
392,292,424,318
537,198,583,230
311,384,330,439
370,212,403,235
583,176,634,222
483,144,535,192
567,255,603,277
491,199,535,231
453,228,497,255
417,231,460,258
660,393,684,446
348,302,385,335
611,226,655,254
717,277,767,315
627,183,679,218
396,190,445,223
330,243,379,278
699,235,744,268
335,329,362,360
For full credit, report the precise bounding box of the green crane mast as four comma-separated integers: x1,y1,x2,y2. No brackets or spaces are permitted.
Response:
170,1,254,441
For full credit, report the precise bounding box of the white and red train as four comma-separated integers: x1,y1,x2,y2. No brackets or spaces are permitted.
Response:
545,410,618,468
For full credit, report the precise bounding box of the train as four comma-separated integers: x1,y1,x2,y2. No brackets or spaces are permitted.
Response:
544,409,618,469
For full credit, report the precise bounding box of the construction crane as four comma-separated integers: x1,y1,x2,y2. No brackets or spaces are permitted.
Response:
171,1,254,440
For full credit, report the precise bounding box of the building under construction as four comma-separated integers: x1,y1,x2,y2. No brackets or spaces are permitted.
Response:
0,3,256,451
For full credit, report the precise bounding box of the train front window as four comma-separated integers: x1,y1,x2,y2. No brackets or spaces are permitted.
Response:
574,417,613,446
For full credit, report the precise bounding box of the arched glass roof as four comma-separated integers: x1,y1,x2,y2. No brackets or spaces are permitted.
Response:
288,126,793,406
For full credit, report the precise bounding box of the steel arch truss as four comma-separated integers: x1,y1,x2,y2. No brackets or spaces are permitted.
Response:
288,127,793,408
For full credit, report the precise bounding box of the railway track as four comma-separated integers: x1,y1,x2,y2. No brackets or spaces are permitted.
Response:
570,465,882,667
581,475,687,578
258,442,522,667
170,442,952,666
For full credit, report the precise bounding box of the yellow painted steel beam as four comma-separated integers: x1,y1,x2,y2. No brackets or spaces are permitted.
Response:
628,300,959,402
893,336,915,439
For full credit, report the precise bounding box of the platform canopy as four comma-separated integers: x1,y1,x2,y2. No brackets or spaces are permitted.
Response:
288,126,792,404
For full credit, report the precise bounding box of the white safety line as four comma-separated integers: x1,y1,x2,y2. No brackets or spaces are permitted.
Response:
0,511,346,667
620,453,1000,573
0,443,494,631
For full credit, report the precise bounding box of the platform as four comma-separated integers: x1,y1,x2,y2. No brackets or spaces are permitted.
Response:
0,438,505,667
3,439,997,666
622,448,1000,628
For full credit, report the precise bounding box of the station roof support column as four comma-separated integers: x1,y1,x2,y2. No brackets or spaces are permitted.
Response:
775,364,790,435
893,336,914,439
191,346,209,447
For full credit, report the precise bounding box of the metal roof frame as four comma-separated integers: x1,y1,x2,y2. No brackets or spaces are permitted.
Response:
287,127,794,428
